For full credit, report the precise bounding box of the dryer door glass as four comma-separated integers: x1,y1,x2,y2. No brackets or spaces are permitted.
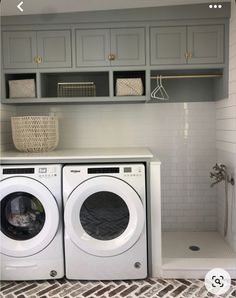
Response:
80,191,129,240
1,192,45,241
64,176,145,257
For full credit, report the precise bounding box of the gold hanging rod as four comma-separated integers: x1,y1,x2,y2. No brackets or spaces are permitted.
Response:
150,74,223,79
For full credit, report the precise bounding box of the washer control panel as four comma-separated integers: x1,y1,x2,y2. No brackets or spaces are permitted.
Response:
38,167,58,178
1,165,60,180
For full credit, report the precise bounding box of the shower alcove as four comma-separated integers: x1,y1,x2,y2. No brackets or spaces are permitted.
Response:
162,231,236,278
161,174,236,278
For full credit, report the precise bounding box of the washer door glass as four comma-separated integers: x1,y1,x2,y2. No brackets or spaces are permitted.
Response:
0,177,59,257
80,191,129,240
64,176,145,257
1,192,45,241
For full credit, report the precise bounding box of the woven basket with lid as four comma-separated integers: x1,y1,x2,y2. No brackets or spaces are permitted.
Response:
11,116,59,152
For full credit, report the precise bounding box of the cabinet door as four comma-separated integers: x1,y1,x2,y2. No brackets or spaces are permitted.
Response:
110,28,145,66
37,30,72,68
187,25,224,64
76,29,110,67
150,27,187,65
2,31,37,69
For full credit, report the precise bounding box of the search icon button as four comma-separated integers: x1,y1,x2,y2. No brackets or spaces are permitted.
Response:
205,268,231,295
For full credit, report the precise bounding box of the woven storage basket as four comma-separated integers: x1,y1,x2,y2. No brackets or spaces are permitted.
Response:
116,78,143,96
11,116,59,152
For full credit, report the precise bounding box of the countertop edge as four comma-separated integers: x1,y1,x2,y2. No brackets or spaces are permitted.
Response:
0,148,160,165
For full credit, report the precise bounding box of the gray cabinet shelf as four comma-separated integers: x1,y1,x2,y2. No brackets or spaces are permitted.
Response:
2,70,147,104
40,72,109,98
1,96,146,104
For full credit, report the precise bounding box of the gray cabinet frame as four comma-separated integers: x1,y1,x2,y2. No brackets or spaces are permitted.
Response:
1,3,230,104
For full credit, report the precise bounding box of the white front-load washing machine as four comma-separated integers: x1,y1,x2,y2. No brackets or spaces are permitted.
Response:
63,163,147,280
0,164,64,280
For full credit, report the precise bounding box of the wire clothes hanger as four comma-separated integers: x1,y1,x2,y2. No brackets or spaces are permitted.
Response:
151,75,169,101
150,76,160,99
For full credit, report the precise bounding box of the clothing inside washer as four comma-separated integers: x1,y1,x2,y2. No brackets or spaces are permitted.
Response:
0,192,45,240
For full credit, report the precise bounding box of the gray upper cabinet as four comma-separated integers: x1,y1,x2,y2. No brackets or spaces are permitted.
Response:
110,28,145,66
150,27,187,65
150,24,224,65
37,30,72,68
76,29,110,67
2,31,37,69
187,25,224,64
2,30,71,69
76,28,145,67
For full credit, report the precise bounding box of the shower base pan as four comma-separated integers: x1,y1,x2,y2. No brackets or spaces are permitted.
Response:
162,232,236,278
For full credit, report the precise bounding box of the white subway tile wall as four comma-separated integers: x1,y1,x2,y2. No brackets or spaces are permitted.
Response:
15,102,217,231
216,2,236,251
0,104,16,151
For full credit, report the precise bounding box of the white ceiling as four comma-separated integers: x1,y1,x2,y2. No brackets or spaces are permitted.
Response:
1,0,230,16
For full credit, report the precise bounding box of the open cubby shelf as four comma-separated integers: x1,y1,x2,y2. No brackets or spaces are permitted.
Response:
2,68,227,104
5,73,37,99
149,69,226,102
41,72,109,98
113,70,146,97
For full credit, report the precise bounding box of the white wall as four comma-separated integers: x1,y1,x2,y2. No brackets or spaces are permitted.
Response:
16,102,217,231
216,1,236,251
0,104,16,151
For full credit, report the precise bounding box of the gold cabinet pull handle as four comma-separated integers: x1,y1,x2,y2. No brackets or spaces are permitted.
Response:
108,54,115,61
35,56,42,64
185,52,192,61
37,56,42,64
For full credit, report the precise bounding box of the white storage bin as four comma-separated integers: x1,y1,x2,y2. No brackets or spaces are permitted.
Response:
9,79,36,98
116,78,143,96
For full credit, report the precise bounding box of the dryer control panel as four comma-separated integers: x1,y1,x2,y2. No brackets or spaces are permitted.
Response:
123,165,143,177
85,164,144,177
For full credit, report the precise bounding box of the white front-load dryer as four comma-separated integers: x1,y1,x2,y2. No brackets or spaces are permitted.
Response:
63,163,147,280
0,164,64,280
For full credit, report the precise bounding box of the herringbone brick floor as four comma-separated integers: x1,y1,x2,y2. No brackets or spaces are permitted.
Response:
0,278,235,298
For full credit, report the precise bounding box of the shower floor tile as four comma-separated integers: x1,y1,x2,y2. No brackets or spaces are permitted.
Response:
162,232,236,278
0,278,235,298
162,232,236,259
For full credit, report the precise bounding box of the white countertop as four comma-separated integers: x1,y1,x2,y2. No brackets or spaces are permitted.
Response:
1,147,154,163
